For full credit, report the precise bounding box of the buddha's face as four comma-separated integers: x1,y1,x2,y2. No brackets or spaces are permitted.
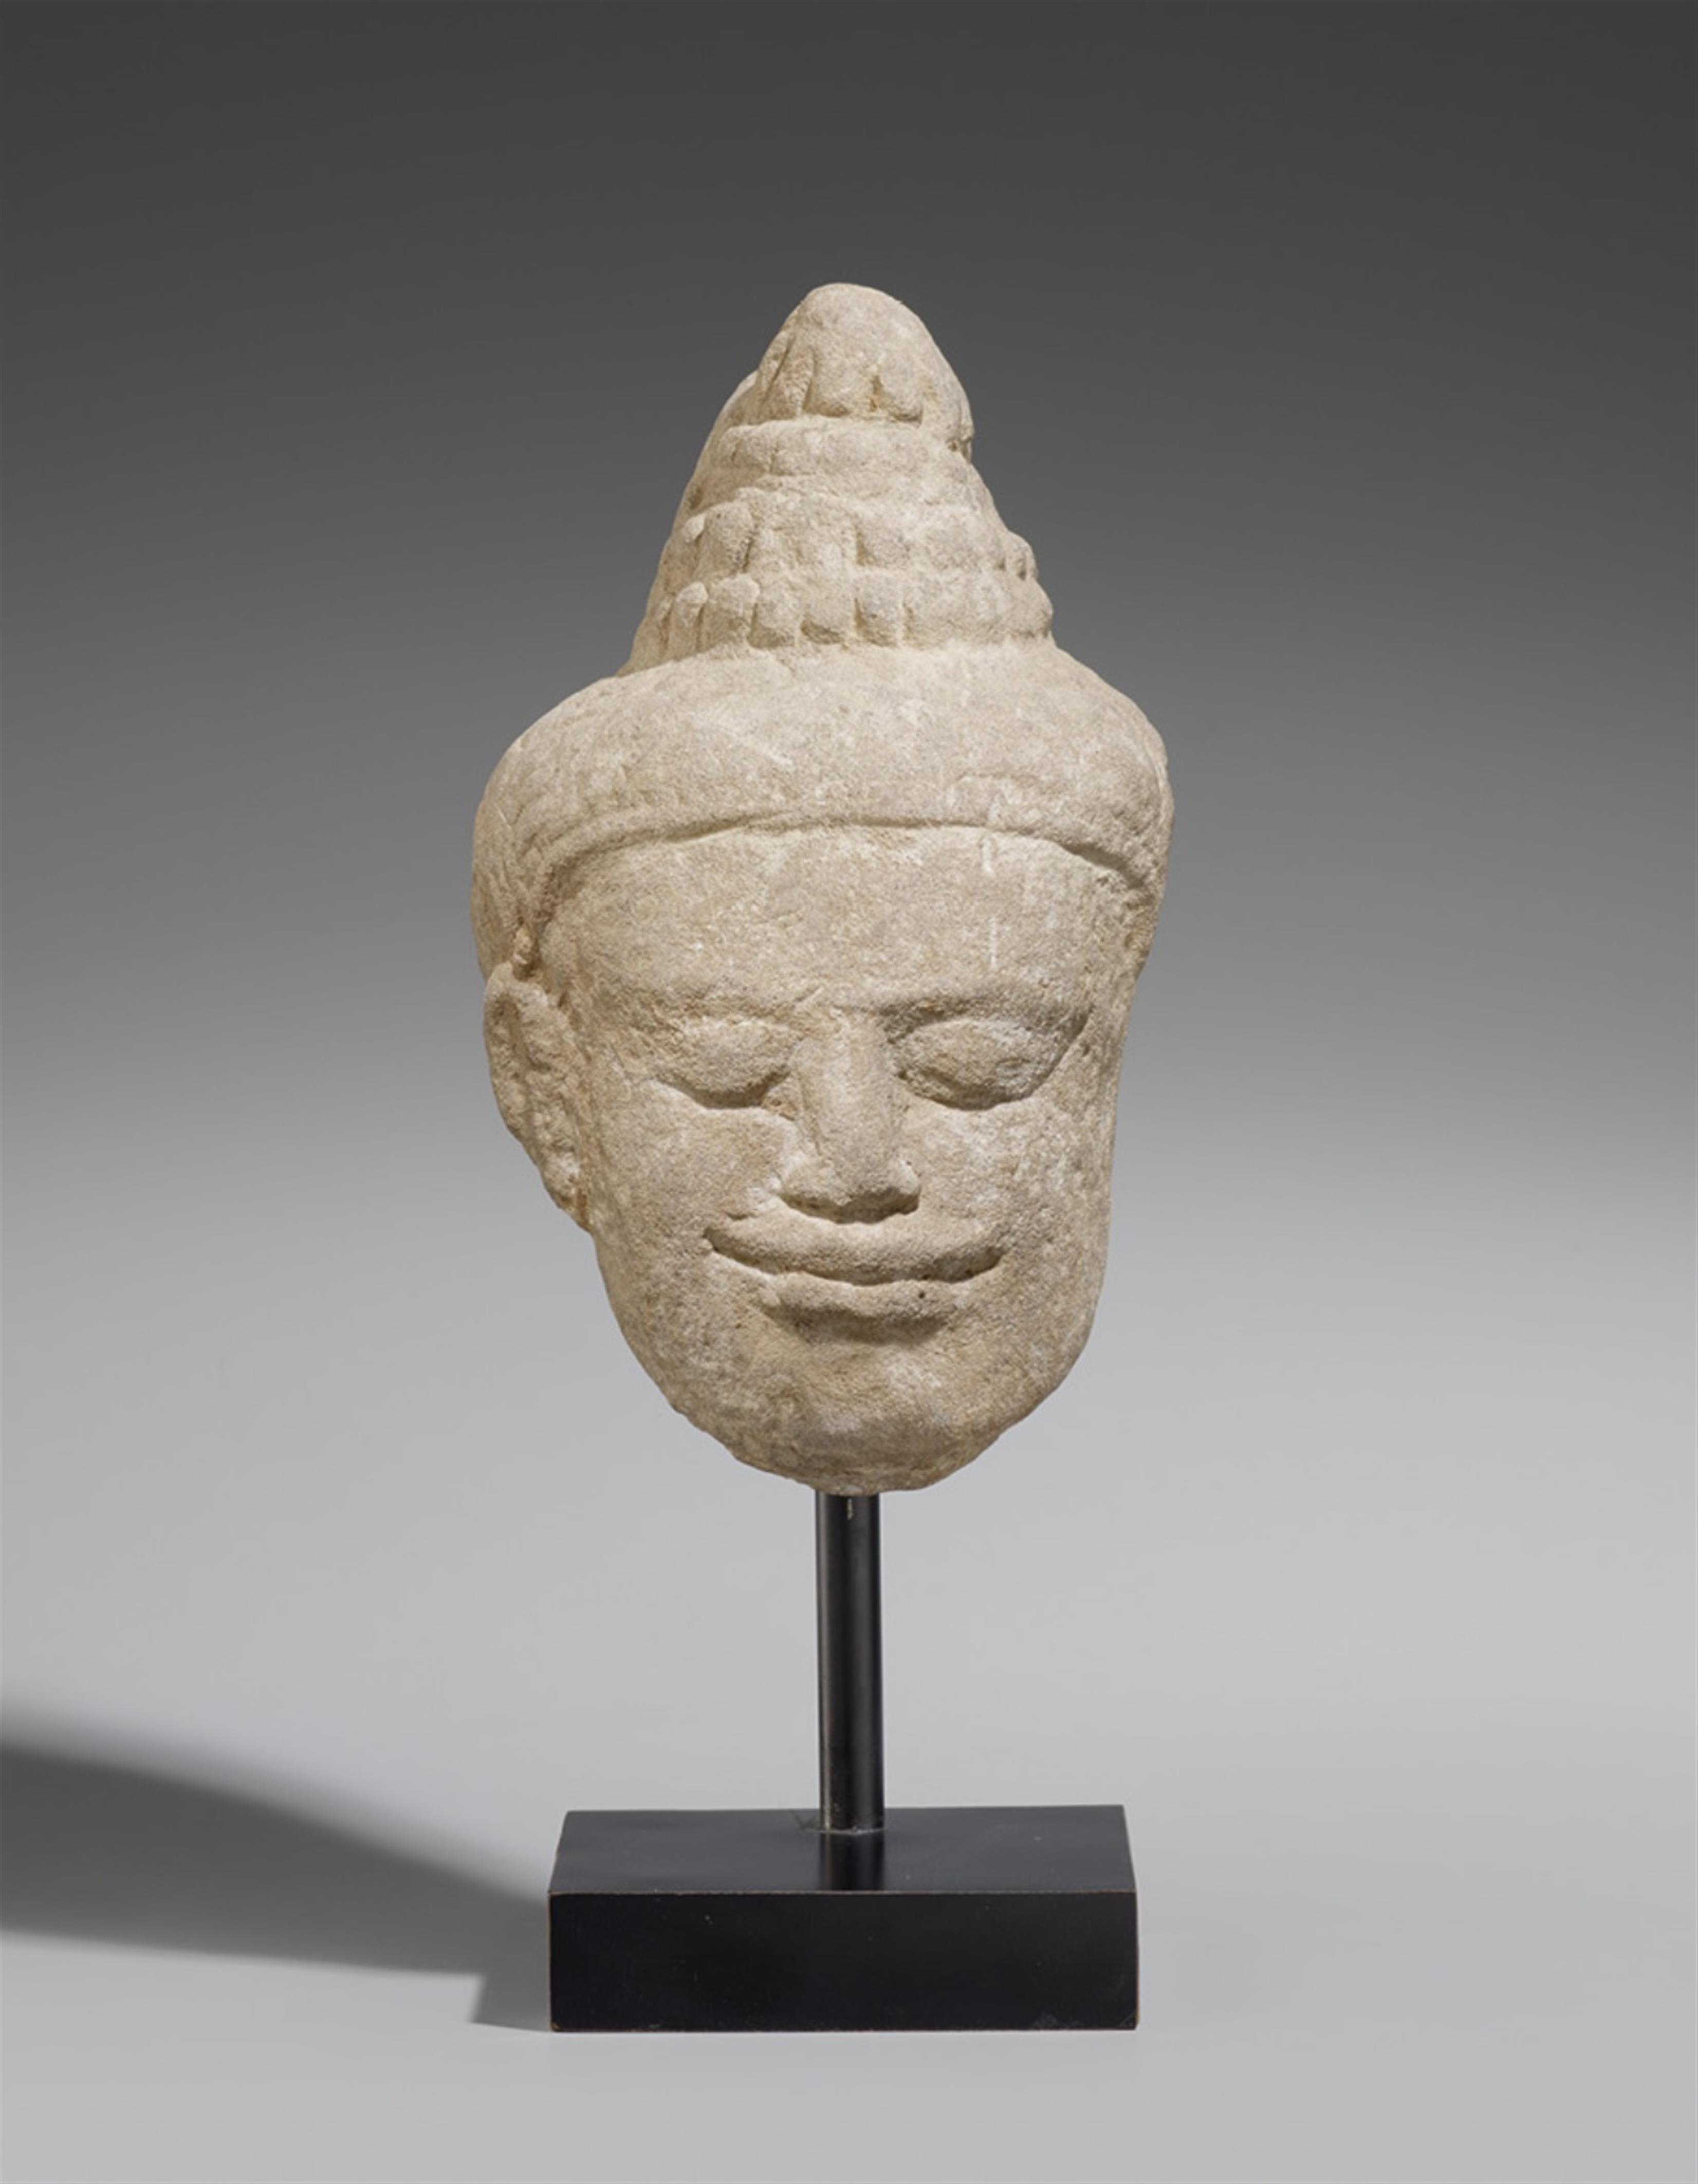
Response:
535,824,1151,1493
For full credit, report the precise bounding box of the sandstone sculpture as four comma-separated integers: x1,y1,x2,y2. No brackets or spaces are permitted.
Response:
473,285,1172,1494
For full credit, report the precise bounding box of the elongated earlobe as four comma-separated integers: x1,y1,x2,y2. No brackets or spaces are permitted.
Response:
482,964,588,1226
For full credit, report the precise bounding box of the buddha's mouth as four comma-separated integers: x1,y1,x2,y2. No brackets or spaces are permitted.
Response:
705,1218,1000,1336
707,1218,998,1286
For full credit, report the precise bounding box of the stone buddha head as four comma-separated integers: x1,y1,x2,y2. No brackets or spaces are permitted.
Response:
473,285,1172,1494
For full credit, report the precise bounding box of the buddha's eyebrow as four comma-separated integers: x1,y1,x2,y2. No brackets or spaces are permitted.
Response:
878,990,1078,1029
613,991,795,1031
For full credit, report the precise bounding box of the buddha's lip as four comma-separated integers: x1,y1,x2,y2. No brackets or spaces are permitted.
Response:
705,1218,1000,1288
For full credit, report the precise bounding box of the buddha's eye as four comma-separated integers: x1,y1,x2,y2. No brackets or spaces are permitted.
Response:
893,1013,1079,1109
654,1020,793,1109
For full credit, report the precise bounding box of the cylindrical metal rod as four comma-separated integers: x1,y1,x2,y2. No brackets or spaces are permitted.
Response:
815,1492,885,1834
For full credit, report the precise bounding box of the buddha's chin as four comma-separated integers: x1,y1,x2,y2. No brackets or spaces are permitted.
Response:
642,1317,1093,1495
598,1229,1106,1493
721,1426,1007,1497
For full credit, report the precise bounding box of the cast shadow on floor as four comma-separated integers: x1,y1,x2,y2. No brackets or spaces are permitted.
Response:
0,1734,549,2030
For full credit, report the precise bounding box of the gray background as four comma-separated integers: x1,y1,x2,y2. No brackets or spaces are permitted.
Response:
3,4,1691,2179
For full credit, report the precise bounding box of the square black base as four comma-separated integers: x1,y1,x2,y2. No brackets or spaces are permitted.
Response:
548,1805,1137,2031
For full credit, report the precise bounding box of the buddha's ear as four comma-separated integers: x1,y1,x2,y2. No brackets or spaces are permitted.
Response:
482,964,589,1227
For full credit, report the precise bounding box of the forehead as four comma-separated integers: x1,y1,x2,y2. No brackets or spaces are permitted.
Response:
546,825,1132,1010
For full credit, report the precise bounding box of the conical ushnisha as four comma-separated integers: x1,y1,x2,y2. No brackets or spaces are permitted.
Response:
625,282,1049,667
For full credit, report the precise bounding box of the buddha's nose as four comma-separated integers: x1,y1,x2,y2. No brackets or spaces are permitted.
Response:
780,1019,920,1222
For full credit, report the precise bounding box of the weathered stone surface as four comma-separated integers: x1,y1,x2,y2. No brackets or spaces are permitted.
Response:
473,285,1172,1493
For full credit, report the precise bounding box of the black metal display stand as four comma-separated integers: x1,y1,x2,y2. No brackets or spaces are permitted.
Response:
548,1494,1138,2031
